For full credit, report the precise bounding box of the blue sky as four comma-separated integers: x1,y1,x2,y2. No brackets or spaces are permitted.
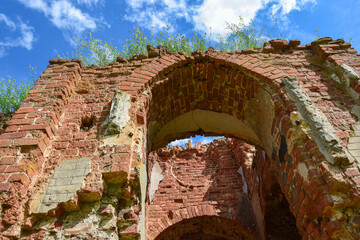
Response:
1,0,360,145
169,135,222,148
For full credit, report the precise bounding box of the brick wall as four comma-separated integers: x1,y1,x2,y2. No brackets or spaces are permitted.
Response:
0,38,359,239
146,139,260,239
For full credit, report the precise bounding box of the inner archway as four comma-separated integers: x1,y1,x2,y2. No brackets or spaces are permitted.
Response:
155,216,259,240
142,55,314,240
146,62,277,156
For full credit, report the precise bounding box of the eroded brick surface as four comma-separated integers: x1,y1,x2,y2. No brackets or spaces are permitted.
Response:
0,37,359,239
146,139,262,239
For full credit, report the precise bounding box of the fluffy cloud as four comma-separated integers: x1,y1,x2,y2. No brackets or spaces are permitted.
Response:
124,0,192,31
0,14,36,57
77,0,102,6
17,0,101,35
193,0,317,34
269,0,316,15
193,0,264,35
123,0,316,35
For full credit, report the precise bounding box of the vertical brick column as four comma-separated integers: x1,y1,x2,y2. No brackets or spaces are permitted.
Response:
0,59,82,237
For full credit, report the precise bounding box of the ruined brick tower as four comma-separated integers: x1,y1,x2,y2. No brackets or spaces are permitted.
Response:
0,37,360,239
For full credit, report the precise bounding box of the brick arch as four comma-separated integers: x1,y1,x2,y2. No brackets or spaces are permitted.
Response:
153,215,259,240
131,51,290,156
147,205,217,239
133,50,360,239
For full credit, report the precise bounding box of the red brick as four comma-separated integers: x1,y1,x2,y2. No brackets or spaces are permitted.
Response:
119,85,136,91
325,221,344,234
0,182,11,191
19,102,34,108
13,138,39,147
12,113,27,119
355,83,360,93
0,132,28,139
9,118,34,125
5,165,24,173
344,168,360,178
4,126,20,132
0,165,7,173
0,173,9,182
0,139,12,147
20,124,54,138
73,140,97,148
8,173,29,184
0,156,17,165
354,176,360,185
0,147,18,156
16,107,39,113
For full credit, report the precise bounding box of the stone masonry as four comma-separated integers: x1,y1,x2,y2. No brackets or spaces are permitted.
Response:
0,37,360,239
36,158,91,213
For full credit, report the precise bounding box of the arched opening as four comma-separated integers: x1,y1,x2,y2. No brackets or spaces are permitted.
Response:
143,58,304,239
146,63,276,156
168,134,223,148
155,216,259,240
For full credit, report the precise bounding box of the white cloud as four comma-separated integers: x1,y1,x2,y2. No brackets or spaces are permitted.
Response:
0,14,16,30
269,0,316,15
17,0,102,35
0,14,36,57
193,0,264,35
126,0,155,8
193,0,317,35
123,0,316,36
51,1,97,31
124,0,193,31
77,0,102,6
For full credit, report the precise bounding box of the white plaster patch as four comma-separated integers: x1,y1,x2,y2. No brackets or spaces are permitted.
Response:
297,162,308,181
283,77,348,165
137,163,147,240
149,161,163,202
103,92,131,136
237,166,248,194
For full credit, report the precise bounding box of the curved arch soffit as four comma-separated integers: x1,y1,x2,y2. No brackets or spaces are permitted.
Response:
148,87,276,155
154,215,260,240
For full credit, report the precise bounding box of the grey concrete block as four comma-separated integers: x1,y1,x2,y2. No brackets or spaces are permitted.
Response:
350,149,360,157
347,143,360,150
48,179,56,186
54,177,72,186
47,193,73,203
38,203,57,213
46,185,80,195
71,176,85,185
36,157,91,214
53,170,77,178
59,162,77,170
353,124,360,131
349,137,360,144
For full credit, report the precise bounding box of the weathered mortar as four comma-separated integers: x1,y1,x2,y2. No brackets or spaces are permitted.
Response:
0,37,360,239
